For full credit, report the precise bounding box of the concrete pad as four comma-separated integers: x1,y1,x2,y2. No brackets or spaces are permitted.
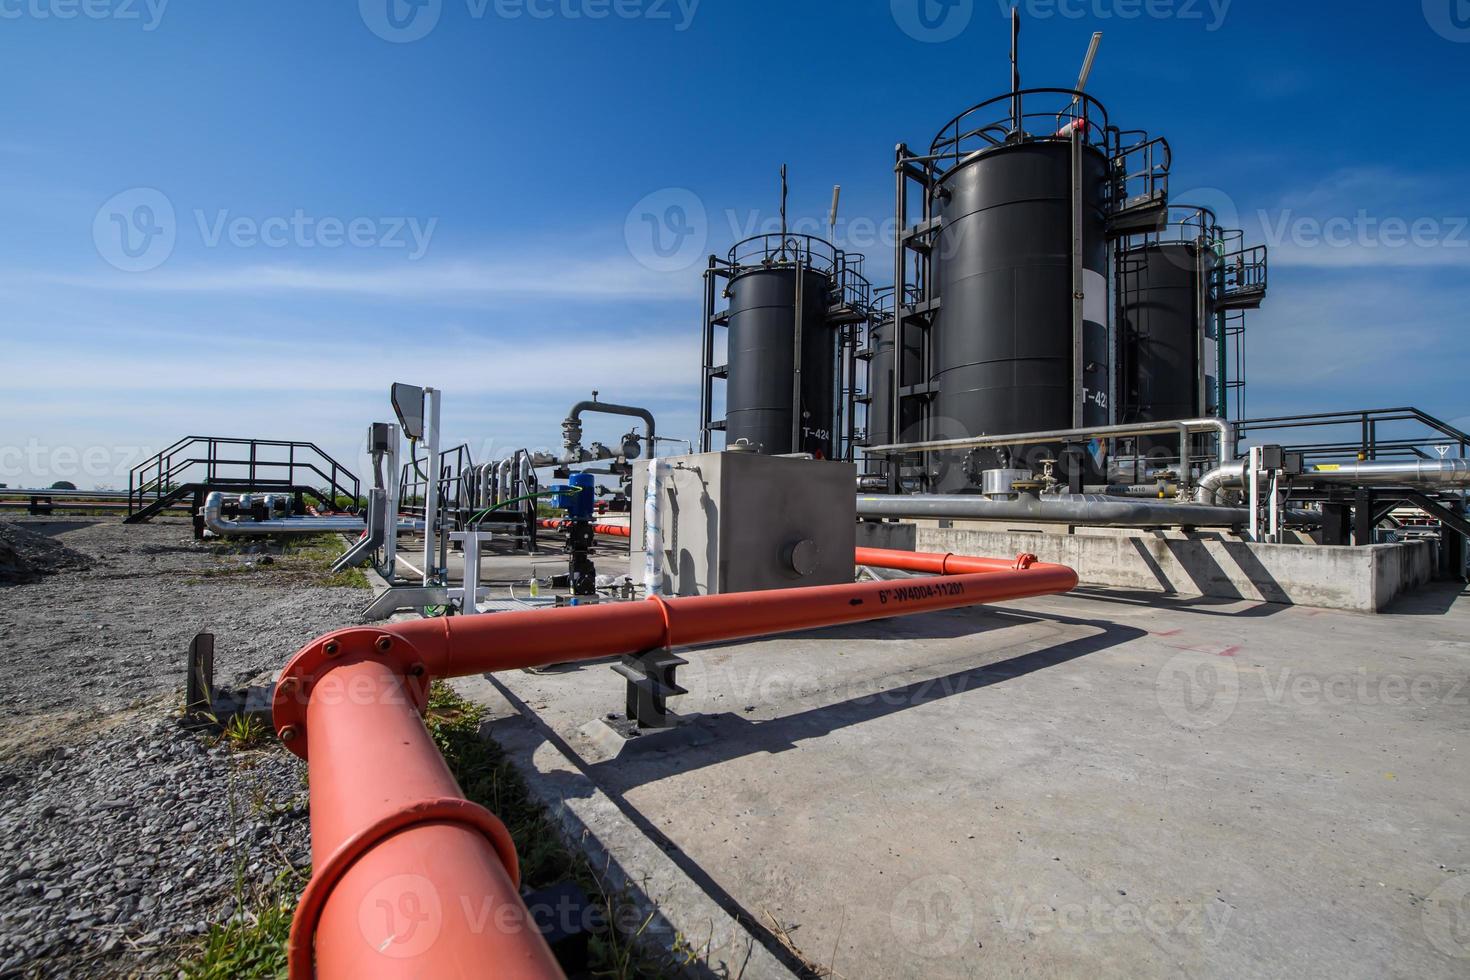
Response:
460,580,1470,979
916,525,1436,613
448,674,800,979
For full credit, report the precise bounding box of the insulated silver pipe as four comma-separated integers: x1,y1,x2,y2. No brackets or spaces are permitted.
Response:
201,492,425,537
1195,458,1470,504
866,418,1236,468
856,493,1248,528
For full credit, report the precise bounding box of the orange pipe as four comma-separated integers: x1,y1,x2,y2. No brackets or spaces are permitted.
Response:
274,547,1077,978
295,658,560,980
537,518,631,538
855,546,1048,575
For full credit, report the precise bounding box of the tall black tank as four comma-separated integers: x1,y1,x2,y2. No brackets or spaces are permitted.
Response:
864,289,924,457
725,264,836,457
1117,240,1216,424
927,138,1110,488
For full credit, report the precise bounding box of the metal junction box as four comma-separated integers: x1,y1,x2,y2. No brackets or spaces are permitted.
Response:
630,451,856,596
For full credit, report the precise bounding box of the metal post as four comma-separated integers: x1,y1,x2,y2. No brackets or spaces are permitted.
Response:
1247,446,1261,540
461,530,480,615
790,243,805,454
1071,125,1085,428
892,147,908,491
422,388,442,586
1268,470,1282,543
1353,487,1374,546
383,423,401,579
699,259,716,453
1215,251,1228,419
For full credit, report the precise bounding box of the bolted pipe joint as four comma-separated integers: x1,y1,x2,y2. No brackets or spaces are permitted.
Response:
271,626,433,760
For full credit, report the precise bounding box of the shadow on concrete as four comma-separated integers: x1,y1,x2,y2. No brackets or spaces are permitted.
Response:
1382,581,1470,616
1217,541,1291,604
589,611,1140,789
1124,534,1292,608
1067,585,1287,619
485,610,1141,978
487,684,823,979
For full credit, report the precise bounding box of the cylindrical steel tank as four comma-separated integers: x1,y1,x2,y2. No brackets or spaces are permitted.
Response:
926,139,1111,489
725,265,836,457
864,305,923,455
1117,240,1216,424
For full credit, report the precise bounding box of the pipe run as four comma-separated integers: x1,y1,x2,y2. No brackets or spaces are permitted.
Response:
201,491,425,537
856,492,1249,528
272,547,1077,978
537,518,632,538
1194,458,1470,505
865,417,1236,468
562,399,656,464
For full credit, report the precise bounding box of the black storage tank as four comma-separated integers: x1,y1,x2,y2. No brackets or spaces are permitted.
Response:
1117,240,1216,424
864,289,924,457
926,138,1111,488
725,263,837,457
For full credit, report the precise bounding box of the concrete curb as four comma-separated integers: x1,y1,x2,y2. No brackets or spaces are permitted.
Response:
450,673,801,980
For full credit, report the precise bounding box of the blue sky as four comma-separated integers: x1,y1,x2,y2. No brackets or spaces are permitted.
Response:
1,0,1467,488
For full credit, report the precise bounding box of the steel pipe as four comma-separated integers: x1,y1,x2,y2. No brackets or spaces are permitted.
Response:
866,417,1236,468
201,491,424,537
273,548,1077,977
562,400,656,464
856,492,1248,527
1194,458,1470,504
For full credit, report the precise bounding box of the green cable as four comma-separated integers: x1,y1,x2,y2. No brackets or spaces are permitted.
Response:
467,486,579,526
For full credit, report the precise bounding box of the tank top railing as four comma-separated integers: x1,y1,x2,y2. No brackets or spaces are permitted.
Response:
1110,132,1172,216
925,88,1112,175
728,233,841,277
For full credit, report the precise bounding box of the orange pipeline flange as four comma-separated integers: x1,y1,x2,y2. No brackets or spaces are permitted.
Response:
272,626,431,760
287,796,520,979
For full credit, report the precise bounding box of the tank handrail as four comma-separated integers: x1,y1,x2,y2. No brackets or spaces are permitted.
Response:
1121,204,1225,249
927,87,1111,165
728,232,842,276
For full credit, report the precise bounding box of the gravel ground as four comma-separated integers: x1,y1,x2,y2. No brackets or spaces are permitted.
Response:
0,517,370,976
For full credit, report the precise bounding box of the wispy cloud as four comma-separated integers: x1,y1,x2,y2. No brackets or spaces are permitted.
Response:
26,252,695,302
1251,166,1470,269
